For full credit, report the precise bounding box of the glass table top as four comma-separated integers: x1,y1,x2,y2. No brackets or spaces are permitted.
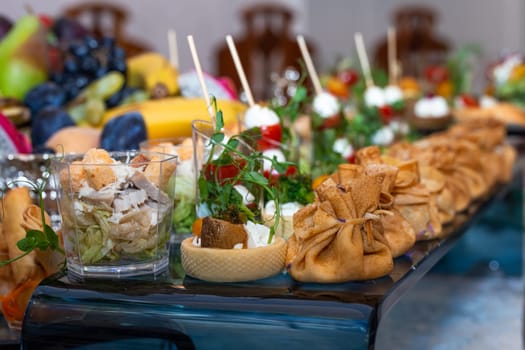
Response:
13,181,510,350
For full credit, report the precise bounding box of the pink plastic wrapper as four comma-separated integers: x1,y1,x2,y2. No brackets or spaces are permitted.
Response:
0,113,32,154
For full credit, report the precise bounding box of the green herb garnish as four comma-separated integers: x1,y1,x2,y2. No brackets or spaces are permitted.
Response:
198,98,292,243
0,176,65,267
273,174,314,206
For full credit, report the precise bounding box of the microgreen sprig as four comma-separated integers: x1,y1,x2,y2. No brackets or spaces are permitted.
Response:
198,98,292,243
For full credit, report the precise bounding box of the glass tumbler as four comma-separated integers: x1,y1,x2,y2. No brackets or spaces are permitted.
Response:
52,150,177,278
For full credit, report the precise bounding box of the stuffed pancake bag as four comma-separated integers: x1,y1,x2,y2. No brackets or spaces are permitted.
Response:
357,146,442,241
286,166,393,283
356,160,416,257
388,141,467,217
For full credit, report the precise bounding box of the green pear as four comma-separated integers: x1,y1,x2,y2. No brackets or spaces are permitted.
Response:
0,59,47,99
0,14,48,100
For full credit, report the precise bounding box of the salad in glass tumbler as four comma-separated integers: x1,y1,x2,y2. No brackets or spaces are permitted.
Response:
54,148,177,277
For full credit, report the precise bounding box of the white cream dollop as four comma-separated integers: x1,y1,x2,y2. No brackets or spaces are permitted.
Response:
262,148,286,172
389,120,410,135
414,96,450,118
384,85,403,105
371,126,394,146
245,221,274,248
480,95,498,108
364,86,386,108
264,200,302,217
332,137,354,159
244,105,280,129
493,54,522,87
192,236,201,247
313,91,340,118
234,184,255,205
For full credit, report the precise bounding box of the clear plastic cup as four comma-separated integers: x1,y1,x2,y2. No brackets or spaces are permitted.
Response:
52,150,177,278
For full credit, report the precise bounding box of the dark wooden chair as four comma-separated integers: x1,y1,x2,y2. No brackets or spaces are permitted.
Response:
374,5,450,78
216,3,314,101
63,2,150,57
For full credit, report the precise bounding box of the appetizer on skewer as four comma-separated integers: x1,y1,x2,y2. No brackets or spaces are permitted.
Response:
225,35,313,239
354,32,409,146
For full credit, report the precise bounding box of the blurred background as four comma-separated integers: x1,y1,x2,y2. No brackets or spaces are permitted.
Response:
2,0,524,87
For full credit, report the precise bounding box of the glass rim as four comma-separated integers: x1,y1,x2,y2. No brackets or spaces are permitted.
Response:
139,136,191,148
51,150,178,167
191,119,215,138
0,153,54,162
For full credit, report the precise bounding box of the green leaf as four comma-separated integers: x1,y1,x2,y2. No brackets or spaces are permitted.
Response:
242,171,268,185
211,132,225,144
216,110,224,130
271,159,289,174
17,235,37,252
293,86,307,102
226,138,239,149
29,229,50,250
198,176,209,200
44,224,59,250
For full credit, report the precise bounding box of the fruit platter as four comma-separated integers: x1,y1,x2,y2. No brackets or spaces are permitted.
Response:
0,9,521,350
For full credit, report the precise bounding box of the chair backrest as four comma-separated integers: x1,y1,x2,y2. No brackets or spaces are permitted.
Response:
216,3,313,101
63,1,149,57
374,5,450,78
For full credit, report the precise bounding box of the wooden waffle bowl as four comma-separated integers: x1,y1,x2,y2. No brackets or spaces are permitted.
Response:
181,236,287,282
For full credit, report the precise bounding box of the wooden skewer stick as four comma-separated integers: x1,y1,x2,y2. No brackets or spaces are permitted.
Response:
187,35,214,120
168,29,179,70
354,32,374,88
297,35,323,96
387,27,397,84
226,35,255,107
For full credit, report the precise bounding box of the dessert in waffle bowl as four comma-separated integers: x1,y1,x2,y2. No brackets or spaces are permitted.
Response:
181,116,288,283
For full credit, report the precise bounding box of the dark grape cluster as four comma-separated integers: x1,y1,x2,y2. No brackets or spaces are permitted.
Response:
51,36,128,102
24,36,132,150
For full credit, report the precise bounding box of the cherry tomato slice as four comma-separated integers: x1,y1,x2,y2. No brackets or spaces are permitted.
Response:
285,165,297,176
424,65,449,84
337,69,359,86
204,160,245,184
379,105,394,124
346,153,356,164
319,114,342,130
460,94,479,107
257,124,283,151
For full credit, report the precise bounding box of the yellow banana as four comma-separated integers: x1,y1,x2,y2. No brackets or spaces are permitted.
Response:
126,52,179,96
102,97,246,139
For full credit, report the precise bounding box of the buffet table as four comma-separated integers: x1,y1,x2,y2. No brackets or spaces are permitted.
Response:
10,178,511,350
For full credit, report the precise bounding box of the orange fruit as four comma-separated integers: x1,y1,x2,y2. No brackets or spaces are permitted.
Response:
510,65,525,81
326,77,348,99
436,80,453,99
398,77,421,98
